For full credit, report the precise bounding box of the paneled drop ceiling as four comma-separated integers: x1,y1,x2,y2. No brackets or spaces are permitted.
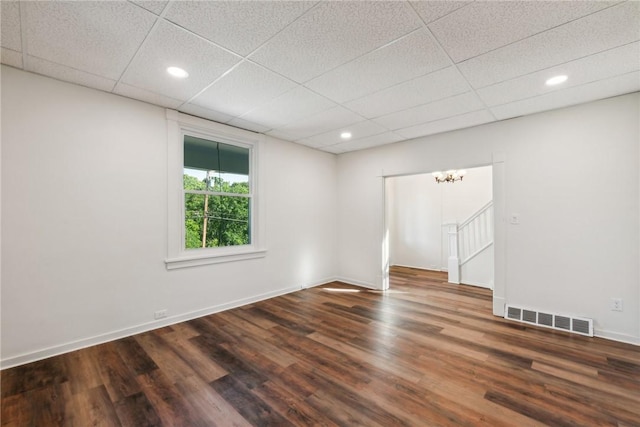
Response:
1,1,639,153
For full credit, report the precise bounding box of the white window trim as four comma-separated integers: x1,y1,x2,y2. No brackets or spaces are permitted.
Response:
165,109,266,270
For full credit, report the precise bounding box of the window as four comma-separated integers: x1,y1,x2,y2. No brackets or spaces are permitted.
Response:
184,136,251,249
166,110,265,269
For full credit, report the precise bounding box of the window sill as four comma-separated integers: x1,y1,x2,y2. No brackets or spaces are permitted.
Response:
165,248,266,270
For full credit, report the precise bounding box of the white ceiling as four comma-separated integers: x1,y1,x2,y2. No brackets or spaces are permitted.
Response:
2,1,639,153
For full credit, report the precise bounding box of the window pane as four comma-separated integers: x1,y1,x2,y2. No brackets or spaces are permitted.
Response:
211,175,249,194
215,172,249,192
184,135,249,193
183,168,208,191
184,193,250,249
183,170,250,193
185,193,205,249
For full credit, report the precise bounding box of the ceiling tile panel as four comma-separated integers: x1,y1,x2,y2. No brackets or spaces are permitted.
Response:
374,92,486,130
114,83,182,108
304,120,388,147
226,117,272,134
239,86,336,129
430,1,617,63
477,42,640,107
165,1,314,56
458,1,640,88
23,1,156,80
409,1,472,24
129,1,168,15
306,29,451,103
1,1,21,52
26,56,116,92
490,71,640,120
265,130,300,142
190,61,297,117
178,103,235,124
325,131,405,153
1,48,22,68
395,110,495,139
121,20,242,102
267,106,365,141
345,66,469,118
319,144,347,154
250,1,422,83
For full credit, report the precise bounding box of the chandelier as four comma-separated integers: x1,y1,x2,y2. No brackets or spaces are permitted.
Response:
432,170,466,183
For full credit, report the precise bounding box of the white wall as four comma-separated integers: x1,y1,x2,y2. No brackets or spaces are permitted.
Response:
441,166,493,225
388,174,443,270
337,92,640,344
0,66,337,366
388,166,492,275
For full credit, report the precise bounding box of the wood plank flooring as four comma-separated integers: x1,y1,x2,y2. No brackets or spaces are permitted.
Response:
2,266,639,426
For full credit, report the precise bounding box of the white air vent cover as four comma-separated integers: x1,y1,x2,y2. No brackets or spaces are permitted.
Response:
507,306,521,320
504,305,593,337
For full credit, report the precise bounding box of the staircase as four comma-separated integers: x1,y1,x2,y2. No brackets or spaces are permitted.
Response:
445,201,493,285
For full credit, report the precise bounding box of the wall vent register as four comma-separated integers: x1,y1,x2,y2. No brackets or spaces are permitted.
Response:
505,305,593,337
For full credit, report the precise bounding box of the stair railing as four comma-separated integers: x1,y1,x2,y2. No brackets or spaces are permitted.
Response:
445,201,493,284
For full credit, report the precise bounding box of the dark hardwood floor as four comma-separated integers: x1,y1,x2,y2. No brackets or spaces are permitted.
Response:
2,266,639,426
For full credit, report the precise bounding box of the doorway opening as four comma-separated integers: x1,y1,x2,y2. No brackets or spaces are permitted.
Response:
384,165,494,290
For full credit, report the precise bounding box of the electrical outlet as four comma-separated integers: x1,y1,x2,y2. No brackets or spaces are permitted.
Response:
610,298,623,312
154,309,168,320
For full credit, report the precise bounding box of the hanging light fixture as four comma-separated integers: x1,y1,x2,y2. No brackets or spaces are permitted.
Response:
432,169,466,183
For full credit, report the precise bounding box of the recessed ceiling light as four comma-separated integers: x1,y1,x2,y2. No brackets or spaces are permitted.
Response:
340,132,352,140
545,75,568,86
167,66,189,78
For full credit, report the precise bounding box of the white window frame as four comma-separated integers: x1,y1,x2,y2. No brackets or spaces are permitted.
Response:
165,110,266,269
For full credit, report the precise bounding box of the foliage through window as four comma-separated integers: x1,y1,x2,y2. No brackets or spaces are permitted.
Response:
183,135,251,249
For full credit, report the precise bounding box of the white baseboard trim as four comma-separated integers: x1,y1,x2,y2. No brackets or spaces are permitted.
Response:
493,296,506,317
460,279,493,289
301,276,339,289
391,264,443,272
0,285,301,370
334,276,379,290
594,329,640,346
